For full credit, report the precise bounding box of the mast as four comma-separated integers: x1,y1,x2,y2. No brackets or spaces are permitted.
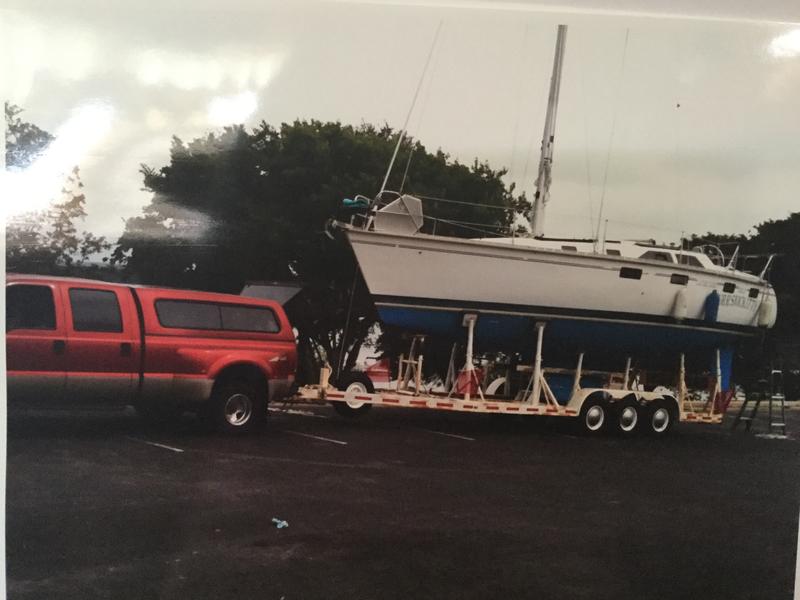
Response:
531,24,567,238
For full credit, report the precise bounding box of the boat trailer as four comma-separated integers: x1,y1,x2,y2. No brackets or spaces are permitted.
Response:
295,317,726,436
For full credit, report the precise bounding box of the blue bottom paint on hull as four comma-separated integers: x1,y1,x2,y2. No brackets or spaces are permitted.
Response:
377,305,747,386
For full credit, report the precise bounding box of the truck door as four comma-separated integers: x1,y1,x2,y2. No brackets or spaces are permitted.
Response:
61,284,140,406
6,282,68,406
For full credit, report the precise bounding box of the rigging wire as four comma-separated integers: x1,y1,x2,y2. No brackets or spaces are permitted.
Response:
508,22,531,186
412,193,692,238
399,27,443,195
398,143,416,195
577,35,596,240
379,20,443,196
425,215,510,231
593,28,630,243
673,29,684,246
411,193,515,212
519,112,539,215
427,216,507,237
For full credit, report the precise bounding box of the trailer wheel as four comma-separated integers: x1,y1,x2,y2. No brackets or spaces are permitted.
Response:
332,372,374,418
207,379,265,434
644,398,677,436
578,394,609,435
611,395,641,437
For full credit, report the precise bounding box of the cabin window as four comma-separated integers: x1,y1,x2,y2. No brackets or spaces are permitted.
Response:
156,299,280,333
670,274,689,285
157,300,220,329
220,305,280,333
640,251,674,263
7,284,56,331
678,255,704,268
68,288,123,333
606,249,621,256
722,283,736,293
561,245,578,252
619,267,642,280
749,288,759,298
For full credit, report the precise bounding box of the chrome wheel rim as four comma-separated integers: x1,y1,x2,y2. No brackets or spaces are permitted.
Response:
652,407,670,433
585,405,605,431
345,381,367,409
224,393,253,426
620,405,638,432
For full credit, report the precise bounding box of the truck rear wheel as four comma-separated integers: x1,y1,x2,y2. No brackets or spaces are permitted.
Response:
332,372,374,418
208,380,265,434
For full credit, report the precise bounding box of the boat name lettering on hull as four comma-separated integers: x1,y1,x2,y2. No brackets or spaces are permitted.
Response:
719,295,758,311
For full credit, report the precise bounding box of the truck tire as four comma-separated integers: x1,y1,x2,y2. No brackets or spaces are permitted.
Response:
610,395,641,437
578,394,609,435
643,398,677,437
208,379,265,434
332,372,374,418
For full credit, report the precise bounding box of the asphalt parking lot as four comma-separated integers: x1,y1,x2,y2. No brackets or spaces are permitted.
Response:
6,403,800,600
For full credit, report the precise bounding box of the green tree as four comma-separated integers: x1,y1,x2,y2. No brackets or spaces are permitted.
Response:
114,120,527,380
5,103,110,274
5,101,53,170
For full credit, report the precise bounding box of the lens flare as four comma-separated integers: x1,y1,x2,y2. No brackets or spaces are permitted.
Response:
769,29,800,58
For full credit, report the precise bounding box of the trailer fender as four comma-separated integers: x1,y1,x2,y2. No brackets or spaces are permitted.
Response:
485,376,507,396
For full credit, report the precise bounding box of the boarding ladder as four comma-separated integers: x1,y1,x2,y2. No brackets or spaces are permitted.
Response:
731,369,787,437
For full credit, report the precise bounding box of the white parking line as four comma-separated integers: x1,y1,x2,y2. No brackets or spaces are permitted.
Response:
126,436,185,453
419,429,475,442
268,407,329,419
794,506,799,600
284,430,348,446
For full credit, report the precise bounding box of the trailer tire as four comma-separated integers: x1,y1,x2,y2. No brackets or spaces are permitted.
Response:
332,372,374,418
643,398,678,437
611,395,641,437
578,394,609,435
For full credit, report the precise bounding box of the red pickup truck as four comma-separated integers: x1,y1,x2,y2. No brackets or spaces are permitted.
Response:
6,274,297,433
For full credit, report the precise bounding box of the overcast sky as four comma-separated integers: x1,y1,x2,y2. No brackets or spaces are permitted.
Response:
3,0,800,244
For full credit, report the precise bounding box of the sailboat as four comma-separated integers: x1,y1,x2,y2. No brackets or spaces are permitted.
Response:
335,25,777,371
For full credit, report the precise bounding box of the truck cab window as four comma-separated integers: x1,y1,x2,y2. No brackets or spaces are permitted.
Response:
68,288,123,332
6,285,56,330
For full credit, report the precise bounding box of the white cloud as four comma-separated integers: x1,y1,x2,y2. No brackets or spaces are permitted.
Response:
1,12,97,102
131,47,285,91
207,91,258,126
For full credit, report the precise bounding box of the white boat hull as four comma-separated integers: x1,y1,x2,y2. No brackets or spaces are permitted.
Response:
345,226,774,365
